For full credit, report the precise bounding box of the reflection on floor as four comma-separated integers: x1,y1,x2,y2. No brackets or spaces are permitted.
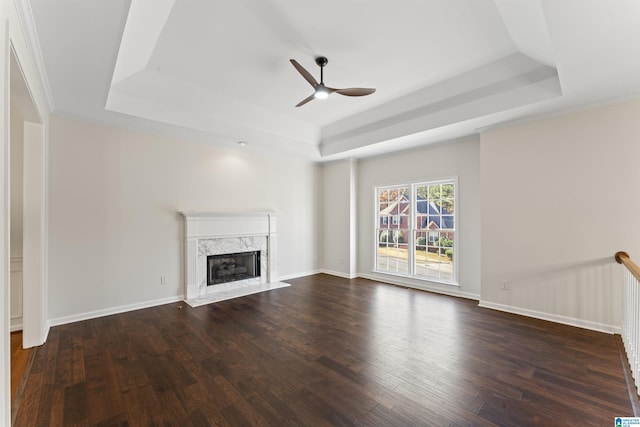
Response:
11,331,32,401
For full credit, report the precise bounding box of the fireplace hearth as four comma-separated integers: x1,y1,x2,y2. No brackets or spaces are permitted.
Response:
207,251,260,286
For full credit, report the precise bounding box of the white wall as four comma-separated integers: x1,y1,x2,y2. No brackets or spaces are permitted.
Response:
10,102,23,258
47,115,319,322
480,98,640,332
356,136,481,298
320,159,357,278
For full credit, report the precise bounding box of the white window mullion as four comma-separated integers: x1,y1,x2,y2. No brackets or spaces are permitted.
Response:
409,183,417,276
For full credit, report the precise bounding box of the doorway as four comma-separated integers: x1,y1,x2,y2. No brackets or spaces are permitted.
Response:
6,42,47,421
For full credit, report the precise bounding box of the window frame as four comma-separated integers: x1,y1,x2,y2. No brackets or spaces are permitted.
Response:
373,178,458,286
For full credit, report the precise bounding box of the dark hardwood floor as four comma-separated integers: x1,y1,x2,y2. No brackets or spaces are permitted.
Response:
13,274,638,426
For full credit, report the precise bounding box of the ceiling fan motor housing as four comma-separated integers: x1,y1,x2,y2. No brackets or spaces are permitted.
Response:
315,56,328,67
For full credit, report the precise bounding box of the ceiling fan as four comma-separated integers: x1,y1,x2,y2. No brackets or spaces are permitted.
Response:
290,56,376,107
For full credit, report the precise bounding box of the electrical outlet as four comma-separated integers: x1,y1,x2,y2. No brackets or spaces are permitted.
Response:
501,280,509,290
160,275,167,285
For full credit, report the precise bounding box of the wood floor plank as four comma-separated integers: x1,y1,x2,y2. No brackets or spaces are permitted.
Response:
12,274,639,425
63,381,89,426
359,403,416,427
120,384,164,424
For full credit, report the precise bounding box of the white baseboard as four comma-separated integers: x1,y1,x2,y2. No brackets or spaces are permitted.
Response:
319,269,358,279
478,300,620,334
10,318,22,332
48,295,185,328
358,272,480,300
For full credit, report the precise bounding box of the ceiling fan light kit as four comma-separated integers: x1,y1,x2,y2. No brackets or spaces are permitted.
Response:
290,56,376,107
314,87,329,99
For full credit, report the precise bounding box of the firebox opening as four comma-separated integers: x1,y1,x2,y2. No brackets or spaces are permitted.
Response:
207,251,261,286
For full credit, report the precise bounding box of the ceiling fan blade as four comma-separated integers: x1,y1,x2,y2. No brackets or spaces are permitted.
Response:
295,93,316,107
290,59,319,88
335,88,376,97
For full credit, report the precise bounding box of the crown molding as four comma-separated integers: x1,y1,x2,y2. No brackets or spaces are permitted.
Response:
13,0,55,112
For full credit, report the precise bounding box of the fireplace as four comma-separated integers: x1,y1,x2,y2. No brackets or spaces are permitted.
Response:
207,251,260,286
180,212,280,305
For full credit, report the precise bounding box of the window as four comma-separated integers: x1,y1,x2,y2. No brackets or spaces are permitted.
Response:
375,179,456,283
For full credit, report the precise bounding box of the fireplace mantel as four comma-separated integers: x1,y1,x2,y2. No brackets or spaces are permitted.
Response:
181,212,277,239
180,212,279,305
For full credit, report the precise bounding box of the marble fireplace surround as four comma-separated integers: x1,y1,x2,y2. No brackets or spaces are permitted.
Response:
180,212,288,307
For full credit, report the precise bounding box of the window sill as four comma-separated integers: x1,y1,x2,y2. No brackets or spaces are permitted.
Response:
371,270,459,287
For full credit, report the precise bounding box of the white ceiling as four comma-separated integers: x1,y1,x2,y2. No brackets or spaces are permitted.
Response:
25,0,640,161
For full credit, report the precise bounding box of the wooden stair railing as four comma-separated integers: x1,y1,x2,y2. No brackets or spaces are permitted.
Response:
615,251,640,398
616,251,640,283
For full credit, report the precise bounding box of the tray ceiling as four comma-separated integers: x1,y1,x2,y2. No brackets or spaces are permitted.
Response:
25,0,640,160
